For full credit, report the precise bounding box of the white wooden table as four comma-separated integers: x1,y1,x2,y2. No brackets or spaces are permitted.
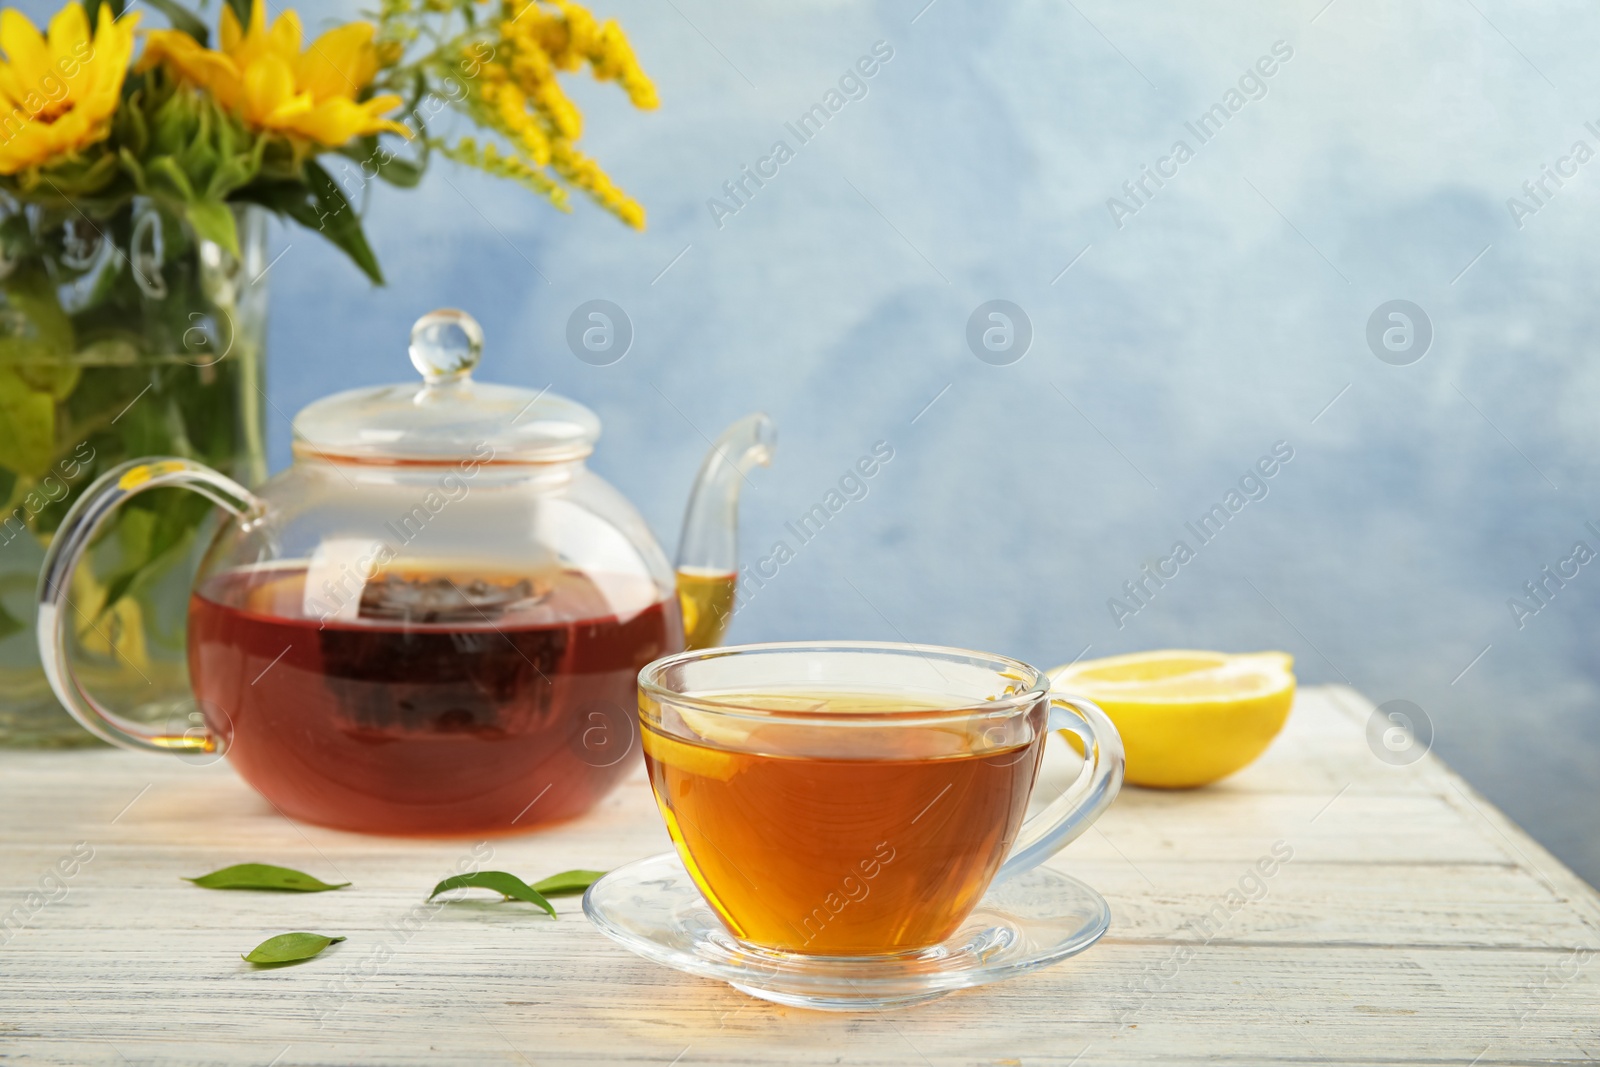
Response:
1,686,1596,1065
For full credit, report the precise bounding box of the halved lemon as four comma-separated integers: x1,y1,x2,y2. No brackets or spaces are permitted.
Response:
1050,650,1295,788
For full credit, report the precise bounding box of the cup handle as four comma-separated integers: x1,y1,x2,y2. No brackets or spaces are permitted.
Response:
35,458,262,756
995,695,1125,884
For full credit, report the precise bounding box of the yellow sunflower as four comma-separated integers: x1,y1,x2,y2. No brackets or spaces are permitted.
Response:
0,4,140,176
139,0,407,147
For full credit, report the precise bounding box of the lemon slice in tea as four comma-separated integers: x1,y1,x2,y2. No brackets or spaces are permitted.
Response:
641,726,742,782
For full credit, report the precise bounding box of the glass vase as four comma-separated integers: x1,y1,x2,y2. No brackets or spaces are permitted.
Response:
0,199,267,747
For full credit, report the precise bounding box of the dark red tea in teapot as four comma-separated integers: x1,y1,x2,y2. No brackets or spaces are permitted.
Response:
188,564,681,835
36,310,772,837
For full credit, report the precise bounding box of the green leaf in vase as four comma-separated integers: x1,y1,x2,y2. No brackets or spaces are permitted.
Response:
184,200,240,258
207,141,267,203
243,932,346,966
0,215,34,282
0,265,77,481
185,863,351,892
142,0,210,45
339,134,427,189
0,269,74,360
428,872,556,917
30,150,121,199
95,483,210,618
0,368,58,482
146,155,197,202
0,598,23,642
85,2,128,28
529,870,606,897
304,160,384,285
14,360,81,402
236,161,384,285
116,89,150,158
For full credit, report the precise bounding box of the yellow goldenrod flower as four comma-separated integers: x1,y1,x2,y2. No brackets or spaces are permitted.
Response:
516,0,657,110
0,4,139,175
140,0,408,147
551,140,643,229
450,0,654,228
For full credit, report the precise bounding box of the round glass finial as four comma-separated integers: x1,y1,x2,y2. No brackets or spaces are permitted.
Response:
409,309,483,384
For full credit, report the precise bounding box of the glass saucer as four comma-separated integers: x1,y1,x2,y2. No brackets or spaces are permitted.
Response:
582,852,1112,1011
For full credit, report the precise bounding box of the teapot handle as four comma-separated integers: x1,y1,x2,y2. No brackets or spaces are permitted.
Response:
36,458,262,756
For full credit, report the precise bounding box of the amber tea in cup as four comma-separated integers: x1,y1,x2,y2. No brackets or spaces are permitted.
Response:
643,693,1035,953
639,643,1124,957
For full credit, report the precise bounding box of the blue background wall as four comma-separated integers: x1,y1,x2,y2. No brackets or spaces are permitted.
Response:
42,1,1600,881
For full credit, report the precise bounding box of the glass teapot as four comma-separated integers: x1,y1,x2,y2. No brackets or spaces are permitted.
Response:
35,310,774,835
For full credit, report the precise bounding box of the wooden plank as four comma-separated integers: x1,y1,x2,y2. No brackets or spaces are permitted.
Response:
7,857,1588,949
0,944,1596,1065
0,686,1596,1066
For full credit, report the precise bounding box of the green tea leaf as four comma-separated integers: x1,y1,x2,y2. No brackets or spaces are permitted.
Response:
428,871,555,917
243,932,345,966
186,863,350,893
530,870,606,897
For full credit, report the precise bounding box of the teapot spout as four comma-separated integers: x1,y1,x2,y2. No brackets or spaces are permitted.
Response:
675,413,776,650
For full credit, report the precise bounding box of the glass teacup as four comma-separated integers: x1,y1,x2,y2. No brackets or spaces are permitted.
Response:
638,642,1125,957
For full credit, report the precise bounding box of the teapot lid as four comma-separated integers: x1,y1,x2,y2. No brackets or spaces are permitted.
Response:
292,309,601,464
